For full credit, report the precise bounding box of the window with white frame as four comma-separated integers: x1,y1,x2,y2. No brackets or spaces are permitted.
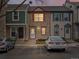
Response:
10,27,16,37
65,24,71,34
63,13,70,21
34,13,44,22
13,11,19,21
53,13,61,21
65,28,70,34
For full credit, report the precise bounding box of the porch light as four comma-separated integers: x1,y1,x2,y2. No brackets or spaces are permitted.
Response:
37,26,40,30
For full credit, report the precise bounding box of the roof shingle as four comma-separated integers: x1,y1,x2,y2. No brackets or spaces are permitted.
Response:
7,4,27,10
28,6,72,12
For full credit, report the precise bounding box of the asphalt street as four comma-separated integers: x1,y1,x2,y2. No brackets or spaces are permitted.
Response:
0,46,79,59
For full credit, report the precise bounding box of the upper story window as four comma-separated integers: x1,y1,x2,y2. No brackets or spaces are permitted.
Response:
34,13,44,22
53,13,61,21
63,13,70,21
13,11,19,21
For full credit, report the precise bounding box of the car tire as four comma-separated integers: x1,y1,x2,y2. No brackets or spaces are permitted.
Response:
47,47,51,51
4,48,8,52
6,48,8,51
47,49,51,51
62,48,65,52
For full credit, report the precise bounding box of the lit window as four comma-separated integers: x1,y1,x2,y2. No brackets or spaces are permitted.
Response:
37,26,40,34
34,14,39,21
39,14,43,21
42,27,46,35
31,28,35,34
13,11,19,21
34,13,44,22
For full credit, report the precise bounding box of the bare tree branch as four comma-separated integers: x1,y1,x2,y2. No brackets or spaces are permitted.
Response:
0,0,9,11
13,0,27,11
0,0,27,18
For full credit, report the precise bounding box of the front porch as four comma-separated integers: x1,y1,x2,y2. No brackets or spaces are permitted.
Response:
6,25,27,40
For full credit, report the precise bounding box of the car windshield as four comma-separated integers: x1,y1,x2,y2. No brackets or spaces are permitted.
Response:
50,36,63,41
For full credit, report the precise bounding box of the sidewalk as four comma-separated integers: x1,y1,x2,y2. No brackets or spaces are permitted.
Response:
15,39,79,48
65,39,76,43
15,40,45,47
66,39,79,47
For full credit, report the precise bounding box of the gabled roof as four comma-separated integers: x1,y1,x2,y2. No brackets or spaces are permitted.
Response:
6,4,73,12
28,6,72,12
7,4,27,10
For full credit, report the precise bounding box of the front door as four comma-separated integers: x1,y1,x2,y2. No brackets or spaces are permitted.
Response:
18,27,24,39
30,28,35,39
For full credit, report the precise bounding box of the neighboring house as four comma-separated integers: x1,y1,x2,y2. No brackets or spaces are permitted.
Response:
6,4,27,40
65,0,79,40
50,6,73,39
28,6,73,40
28,7,50,40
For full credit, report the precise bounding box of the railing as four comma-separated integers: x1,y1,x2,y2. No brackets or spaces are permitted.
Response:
6,37,17,47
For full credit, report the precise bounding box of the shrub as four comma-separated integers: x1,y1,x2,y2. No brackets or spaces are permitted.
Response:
36,39,46,44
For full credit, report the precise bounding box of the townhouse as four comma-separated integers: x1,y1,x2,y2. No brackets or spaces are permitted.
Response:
6,4,27,40
65,0,79,40
5,4,73,40
28,6,73,40
4,0,79,41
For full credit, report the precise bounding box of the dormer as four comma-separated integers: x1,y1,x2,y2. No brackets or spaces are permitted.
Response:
33,7,45,22
64,0,75,10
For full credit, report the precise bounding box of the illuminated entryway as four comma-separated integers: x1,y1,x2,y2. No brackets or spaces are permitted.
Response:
30,26,46,39
30,27,35,39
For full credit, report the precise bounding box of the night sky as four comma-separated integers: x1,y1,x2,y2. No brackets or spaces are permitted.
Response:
8,0,79,6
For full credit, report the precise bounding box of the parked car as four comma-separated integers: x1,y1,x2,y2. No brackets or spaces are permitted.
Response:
45,36,67,51
6,39,15,50
0,38,15,52
0,38,8,52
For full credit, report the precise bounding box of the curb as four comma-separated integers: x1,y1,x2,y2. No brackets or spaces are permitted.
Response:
67,43,79,47
15,44,45,48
